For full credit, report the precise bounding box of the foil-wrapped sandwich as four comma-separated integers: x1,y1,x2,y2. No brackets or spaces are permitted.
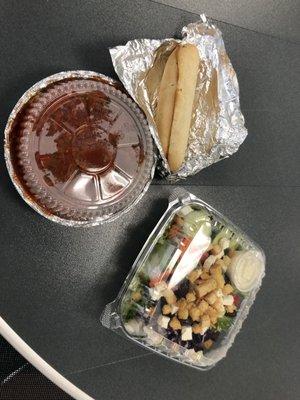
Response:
110,15,248,180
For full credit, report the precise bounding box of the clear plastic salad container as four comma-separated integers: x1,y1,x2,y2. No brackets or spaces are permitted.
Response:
101,189,265,370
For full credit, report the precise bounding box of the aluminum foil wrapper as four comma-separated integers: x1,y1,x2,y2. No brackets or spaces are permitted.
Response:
110,16,248,181
4,71,156,227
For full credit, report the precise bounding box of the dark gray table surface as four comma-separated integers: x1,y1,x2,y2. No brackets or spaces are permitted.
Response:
0,1,299,399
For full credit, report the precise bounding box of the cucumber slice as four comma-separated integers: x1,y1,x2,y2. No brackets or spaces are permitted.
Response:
201,221,212,237
182,210,210,237
177,205,194,217
229,236,242,250
184,209,210,225
212,227,242,250
212,227,232,245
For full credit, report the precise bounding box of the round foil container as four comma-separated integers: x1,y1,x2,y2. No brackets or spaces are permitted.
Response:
4,71,155,226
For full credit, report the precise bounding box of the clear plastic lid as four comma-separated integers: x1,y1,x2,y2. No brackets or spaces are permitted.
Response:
102,190,265,369
15,77,154,224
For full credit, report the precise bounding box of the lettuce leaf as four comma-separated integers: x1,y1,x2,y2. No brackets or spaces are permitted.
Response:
215,316,234,332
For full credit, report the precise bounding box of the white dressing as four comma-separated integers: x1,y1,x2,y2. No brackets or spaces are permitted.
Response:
227,250,264,293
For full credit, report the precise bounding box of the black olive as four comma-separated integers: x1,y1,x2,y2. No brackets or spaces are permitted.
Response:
166,328,180,342
226,310,237,318
174,279,190,298
180,340,193,349
160,297,168,307
204,329,220,342
194,342,203,352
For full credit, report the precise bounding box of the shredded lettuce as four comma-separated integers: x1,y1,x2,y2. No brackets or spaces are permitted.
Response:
138,272,150,285
215,316,234,332
122,302,138,322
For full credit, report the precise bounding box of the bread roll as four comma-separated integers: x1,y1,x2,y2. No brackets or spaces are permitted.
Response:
155,46,178,155
168,44,199,172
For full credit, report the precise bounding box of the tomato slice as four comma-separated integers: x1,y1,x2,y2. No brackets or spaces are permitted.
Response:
149,270,172,287
233,294,241,306
200,252,209,263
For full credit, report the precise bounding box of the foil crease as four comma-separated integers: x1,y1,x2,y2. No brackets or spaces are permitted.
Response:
110,17,248,181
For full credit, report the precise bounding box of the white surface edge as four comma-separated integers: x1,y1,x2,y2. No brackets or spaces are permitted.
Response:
0,316,94,400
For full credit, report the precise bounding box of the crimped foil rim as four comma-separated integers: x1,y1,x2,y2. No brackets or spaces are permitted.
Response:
4,70,156,227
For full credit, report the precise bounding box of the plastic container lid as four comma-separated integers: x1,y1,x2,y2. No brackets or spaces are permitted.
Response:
102,190,265,369
9,73,155,225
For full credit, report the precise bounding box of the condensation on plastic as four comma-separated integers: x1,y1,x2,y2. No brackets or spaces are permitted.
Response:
4,71,156,227
101,189,265,370
110,15,248,181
